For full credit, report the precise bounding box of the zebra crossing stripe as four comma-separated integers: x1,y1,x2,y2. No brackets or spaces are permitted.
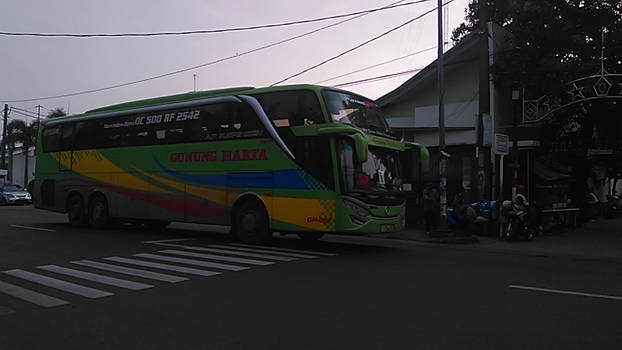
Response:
164,245,296,261
37,265,153,290
209,244,317,258
3,270,112,299
230,243,337,256
133,253,248,271
72,260,187,283
158,250,274,266
103,257,221,277
0,280,69,308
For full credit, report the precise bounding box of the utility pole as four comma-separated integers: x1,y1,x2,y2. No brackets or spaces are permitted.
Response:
35,105,41,149
2,104,8,169
478,0,490,202
437,0,449,230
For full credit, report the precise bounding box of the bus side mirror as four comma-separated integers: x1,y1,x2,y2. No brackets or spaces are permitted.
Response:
314,125,369,163
405,141,429,172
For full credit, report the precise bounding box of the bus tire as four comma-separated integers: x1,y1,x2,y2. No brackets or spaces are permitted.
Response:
233,199,271,244
89,195,109,229
297,232,324,242
67,194,88,227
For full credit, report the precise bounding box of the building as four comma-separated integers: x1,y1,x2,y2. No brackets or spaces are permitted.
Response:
378,24,512,225
378,23,622,227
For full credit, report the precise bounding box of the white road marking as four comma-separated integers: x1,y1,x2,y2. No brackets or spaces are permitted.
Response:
509,284,622,301
154,244,296,261
10,225,56,232
209,244,317,258
231,243,337,256
0,280,69,307
38,265,153,290
3,269,112,299
159,249,273,266
142,238,197,244
103,257,221,277
133,253,248,271
72,260,187,283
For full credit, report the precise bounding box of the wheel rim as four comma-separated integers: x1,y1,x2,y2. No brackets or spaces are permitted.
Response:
234,201,270,244
240,210,258,233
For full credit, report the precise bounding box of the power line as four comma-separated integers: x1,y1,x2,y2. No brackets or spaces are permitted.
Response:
8,106,38,117
331,67,425,88
2,0,410,104
331,55,478,88
315,46,436,84
0,1,429,38
271,1,453,86
8,108,38,120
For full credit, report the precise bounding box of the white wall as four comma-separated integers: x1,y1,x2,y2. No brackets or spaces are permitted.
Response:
8,148,36,187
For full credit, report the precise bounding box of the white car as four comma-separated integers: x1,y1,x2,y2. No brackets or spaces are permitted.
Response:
0,183,32,205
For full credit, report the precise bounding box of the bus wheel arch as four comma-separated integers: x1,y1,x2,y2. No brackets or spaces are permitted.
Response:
88,192,109,229
66,191,88,226
231,194,271,244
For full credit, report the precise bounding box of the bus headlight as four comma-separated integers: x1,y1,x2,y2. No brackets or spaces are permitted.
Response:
343,199,371,218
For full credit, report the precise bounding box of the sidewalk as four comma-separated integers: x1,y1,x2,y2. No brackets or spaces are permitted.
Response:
388,217,622,262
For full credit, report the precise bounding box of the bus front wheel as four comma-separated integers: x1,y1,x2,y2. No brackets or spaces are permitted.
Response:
233,200,271,244
67,195,87,227
89,195,109,229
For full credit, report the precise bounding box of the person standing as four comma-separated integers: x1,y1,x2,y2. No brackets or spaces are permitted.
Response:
423,183,439,235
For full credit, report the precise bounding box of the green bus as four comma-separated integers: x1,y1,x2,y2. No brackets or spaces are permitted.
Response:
34,85,428,243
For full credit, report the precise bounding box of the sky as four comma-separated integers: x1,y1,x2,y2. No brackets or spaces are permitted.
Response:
0,0,470,121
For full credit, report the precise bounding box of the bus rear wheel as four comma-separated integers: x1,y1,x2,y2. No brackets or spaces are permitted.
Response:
233,200,271,244
67,195,87,227
89,195,109,229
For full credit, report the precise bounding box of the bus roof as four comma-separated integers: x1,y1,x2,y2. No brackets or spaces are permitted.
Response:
84,84,327,115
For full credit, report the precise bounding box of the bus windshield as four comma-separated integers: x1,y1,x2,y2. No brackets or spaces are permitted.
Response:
323,90,395,138
338,139,402,202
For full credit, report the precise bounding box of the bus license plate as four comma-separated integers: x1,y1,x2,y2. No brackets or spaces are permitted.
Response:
380,224,394,233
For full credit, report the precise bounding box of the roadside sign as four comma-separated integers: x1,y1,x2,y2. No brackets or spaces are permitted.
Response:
495,134,509,155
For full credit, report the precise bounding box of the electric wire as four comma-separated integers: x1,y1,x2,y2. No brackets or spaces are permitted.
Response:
0,1,430,38
331,68,424,88
2,0,409,103
271,0,455,86
315,46,435,84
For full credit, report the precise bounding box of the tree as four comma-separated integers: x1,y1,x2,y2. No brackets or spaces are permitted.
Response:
452,0,622,97
45,108,66,119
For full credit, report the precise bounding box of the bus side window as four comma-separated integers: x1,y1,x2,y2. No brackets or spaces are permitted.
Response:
59,123,75,151
253,90,324,128
74,121,94,150
42,125,61,152
232,103,264,137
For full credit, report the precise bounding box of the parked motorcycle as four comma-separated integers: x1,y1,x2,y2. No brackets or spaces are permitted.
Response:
501,195,539,241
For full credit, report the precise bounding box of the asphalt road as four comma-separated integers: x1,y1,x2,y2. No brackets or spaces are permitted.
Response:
0,206,621,349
